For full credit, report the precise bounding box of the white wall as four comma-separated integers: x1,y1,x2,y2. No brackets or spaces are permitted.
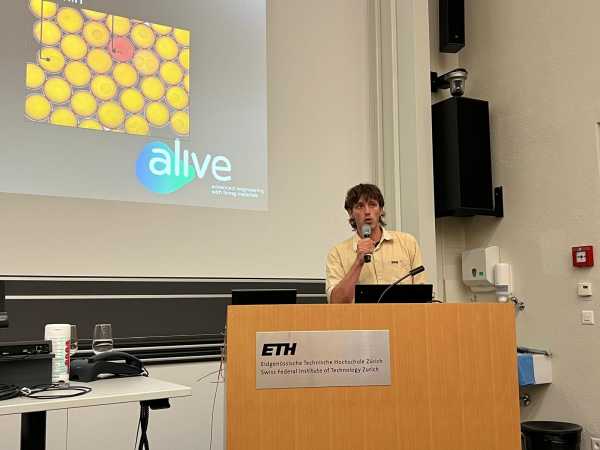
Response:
434,0,600,446
0,0,374,279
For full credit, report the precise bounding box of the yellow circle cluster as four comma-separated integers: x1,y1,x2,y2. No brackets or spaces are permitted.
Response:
61,34,87,60
26,63,46,89
56,7,84,34
29,0,57,19
106,15,131,36
33,20,61,46
25,0,191,137
64,61,91,87
90,75,117,101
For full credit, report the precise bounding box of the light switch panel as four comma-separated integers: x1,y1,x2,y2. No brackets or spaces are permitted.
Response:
582,310,595,325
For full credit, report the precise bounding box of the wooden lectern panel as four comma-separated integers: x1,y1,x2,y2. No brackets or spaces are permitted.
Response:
226,303,520,450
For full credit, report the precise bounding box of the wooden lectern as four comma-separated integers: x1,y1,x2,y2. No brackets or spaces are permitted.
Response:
226,303,520,450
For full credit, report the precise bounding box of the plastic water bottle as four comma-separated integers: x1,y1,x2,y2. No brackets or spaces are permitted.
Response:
44,324,71,384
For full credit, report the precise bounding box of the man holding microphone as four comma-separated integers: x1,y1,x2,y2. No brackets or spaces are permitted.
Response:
326,183,426,303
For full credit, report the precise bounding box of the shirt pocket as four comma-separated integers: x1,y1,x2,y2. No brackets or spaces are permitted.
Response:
389,259,411,279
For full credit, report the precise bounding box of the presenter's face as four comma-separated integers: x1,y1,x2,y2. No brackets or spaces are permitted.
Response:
351,196,382,232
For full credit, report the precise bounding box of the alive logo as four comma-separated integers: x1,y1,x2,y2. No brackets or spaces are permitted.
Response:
136,139,232,194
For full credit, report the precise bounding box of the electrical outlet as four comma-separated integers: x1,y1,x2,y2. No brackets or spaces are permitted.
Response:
591,436,600,450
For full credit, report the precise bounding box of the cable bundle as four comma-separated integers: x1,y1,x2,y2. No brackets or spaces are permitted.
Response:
135,402,150,450
0,383,92,401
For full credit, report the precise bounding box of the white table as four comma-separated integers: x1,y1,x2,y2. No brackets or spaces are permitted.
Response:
0,377,192,450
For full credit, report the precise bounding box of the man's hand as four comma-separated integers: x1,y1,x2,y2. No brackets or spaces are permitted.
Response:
356,238,375,263
330,238,375,303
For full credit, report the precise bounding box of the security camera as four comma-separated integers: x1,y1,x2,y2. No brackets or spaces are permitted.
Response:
441,69,468,96
431,68,468,97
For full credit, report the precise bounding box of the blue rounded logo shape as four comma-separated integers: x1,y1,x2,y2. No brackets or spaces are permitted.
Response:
136,140,196,194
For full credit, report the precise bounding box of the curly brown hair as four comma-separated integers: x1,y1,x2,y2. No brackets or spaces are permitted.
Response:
344,183,386,230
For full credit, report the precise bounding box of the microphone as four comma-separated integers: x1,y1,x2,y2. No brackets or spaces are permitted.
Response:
360,224,372,263
376,265,425,304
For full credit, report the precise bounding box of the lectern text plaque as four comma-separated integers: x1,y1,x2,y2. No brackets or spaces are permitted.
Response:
256,330,390,389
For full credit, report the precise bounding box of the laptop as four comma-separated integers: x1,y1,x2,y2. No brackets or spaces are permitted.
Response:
230,289,297,305
354,284,433,303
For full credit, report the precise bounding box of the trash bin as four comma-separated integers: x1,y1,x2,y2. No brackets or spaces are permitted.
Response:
521,421,582,450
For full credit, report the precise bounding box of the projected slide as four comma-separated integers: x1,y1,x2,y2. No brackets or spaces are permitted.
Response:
25,0,190,137
0,0,267,209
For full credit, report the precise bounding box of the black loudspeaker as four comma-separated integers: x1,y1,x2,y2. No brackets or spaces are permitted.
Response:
439,0,464,53
0,354,53,387
432,97,502,218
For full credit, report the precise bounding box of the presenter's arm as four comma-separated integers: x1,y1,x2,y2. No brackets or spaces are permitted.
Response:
326,239,374,304
328,258,363,303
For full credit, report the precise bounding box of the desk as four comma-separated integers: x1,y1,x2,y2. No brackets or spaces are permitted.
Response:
0,377,192,450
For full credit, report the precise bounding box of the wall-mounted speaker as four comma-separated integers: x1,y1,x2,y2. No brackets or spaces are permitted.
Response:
432,97,503,218
439,0,465,53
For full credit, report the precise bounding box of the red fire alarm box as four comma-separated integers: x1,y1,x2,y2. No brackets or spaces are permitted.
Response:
572,245,594,267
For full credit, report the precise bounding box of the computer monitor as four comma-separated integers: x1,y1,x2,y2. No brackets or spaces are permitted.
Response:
354,284,433,303
230,289,297,305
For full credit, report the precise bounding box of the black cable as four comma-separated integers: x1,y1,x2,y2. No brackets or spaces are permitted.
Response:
209,331,226,450
25,383,92,399
136,402,150,450
0,383,92,401
134,365,151,450
134,419,140,450
209,348,224,450
0,384,20,401
376,266,426,303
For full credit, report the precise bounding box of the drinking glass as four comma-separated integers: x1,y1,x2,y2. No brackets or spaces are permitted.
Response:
70,324,78,355
92,323,114,354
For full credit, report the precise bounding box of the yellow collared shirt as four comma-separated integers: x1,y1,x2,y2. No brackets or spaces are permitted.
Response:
325,228,426,302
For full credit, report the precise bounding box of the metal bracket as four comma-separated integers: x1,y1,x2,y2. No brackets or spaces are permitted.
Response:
141,398,170,410
431,71,444,92
517,346,552,358
510,295,525,312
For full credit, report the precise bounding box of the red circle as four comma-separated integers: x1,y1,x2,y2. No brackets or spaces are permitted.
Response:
109,37,135,63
